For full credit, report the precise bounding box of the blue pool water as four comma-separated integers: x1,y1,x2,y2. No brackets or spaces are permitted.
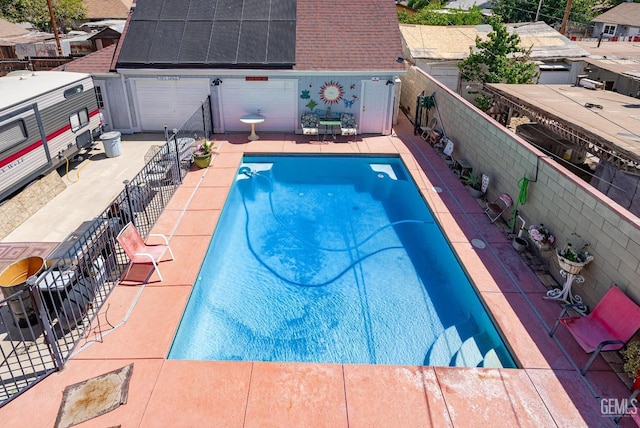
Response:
169,155,516,368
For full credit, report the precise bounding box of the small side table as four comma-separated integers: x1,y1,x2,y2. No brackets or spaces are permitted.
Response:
240,113,266,141
452,158,473,178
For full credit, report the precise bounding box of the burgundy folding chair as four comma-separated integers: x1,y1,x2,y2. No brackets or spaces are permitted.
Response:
550,285,640,375
116,222,174,282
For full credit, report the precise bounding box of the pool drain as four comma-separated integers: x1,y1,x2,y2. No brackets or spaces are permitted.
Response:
471,239,486,249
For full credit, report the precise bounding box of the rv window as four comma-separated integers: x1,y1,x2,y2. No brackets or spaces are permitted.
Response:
0,120,27,153
69,108,89,132
64,85,84,98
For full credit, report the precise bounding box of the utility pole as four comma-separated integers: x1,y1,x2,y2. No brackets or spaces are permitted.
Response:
46,0,63,56
535,0,543,21
560,0,573,35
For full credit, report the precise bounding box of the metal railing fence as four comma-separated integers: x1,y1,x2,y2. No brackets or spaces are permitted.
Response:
0,101,203,407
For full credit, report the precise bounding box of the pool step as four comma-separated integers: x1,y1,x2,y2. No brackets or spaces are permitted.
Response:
452,332,505,368
453,333,486,367
424,316,478,366
481,348,504,368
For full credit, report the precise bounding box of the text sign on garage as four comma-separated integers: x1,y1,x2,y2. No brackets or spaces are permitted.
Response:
245,77,269,81
158,76,180,81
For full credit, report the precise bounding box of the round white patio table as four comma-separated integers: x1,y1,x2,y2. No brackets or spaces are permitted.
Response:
240,112,265,141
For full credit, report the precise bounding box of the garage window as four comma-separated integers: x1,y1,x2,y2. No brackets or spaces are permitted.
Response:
603,24,616,36
70,108,89,132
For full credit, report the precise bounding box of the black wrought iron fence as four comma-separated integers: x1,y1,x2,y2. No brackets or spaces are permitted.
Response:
0,100,204,407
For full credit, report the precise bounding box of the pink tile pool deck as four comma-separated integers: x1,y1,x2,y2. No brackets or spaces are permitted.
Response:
3,115,635,427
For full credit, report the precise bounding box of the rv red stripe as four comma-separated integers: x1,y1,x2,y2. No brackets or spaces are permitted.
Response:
1,109,100,169
0,141,43,168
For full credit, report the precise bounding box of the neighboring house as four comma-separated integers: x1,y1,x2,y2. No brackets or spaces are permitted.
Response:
83,0,131,21
0,18,51,59
592,2,640,40
88,24,123,50
566,57,640,98
399,21,589,92
77,0,404,135
444,0,492,15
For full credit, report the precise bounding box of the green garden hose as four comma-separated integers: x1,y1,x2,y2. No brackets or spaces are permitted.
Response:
509,177,529,230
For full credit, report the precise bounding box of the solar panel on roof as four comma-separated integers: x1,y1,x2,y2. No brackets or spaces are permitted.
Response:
208,21,241,63
131,0,161,20
242,0,270,20
187,0,217,20
180,22,213,62
216,0,243,20
160,0,191,20
237,21,268,63
267,21,295,63
148,21,185,62
118,21,157,63
271,0,296,20
118,0,297,67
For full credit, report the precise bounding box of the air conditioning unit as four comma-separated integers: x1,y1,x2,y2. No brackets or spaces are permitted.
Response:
579,78,604,90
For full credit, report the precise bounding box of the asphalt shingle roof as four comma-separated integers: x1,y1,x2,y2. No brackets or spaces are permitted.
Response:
592,3,640,27
115,0,404,71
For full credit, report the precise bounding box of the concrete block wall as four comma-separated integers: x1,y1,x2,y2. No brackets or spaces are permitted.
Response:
400,65,640,307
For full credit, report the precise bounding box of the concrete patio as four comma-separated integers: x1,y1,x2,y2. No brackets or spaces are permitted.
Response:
1,113,635,427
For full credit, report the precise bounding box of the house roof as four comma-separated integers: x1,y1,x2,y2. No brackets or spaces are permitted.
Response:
400,21,589,61
487,83,640,165
117,0,298,68
592,3,640,27
53,44,117,73
295,0,404,71
83,0,131,20
115,0,405,72
0,18,29,38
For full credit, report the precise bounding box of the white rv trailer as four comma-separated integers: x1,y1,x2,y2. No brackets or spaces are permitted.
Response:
0,71,101,201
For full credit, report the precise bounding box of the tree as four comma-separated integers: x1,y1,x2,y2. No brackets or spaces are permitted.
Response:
398,5,484,26
492,0,599,26
0,0,85,32
457,16,538,108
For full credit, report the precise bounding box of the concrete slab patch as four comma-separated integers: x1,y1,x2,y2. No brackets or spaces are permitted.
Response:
54,363,133,428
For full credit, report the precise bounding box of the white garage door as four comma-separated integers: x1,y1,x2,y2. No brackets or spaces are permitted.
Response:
134,79,210,131
219,79,296,132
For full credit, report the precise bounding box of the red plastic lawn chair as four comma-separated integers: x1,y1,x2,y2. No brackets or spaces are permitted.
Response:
549,285,640,375
116,222,174,282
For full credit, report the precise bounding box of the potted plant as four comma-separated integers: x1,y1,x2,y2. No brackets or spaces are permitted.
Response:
622,340,640,391
557,241,594,275
462,172,485,198
193,138,214,168
528,224,555,251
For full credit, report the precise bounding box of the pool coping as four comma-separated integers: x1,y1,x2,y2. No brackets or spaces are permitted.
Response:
2,114,632,427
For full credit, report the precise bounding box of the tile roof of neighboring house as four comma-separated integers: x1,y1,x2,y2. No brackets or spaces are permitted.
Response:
295,0,404,71
400,21,589,61
592,3,640,27
0,18,29,38
83,0,131,20
53,43,117,73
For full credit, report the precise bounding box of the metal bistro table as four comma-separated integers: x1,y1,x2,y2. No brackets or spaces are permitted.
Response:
240,112,266,141
319,117,341,141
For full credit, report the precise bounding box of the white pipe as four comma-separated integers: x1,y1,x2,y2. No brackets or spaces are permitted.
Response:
516,215,527,238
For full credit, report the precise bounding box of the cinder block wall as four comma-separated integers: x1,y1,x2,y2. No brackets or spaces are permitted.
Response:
400,65,640,306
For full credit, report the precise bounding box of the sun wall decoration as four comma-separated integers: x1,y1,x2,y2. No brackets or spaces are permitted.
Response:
319,81,344,105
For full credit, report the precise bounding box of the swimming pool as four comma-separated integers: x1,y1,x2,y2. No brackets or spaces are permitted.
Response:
169,155,516,368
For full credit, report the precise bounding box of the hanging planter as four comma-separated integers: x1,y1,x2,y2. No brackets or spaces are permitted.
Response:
556,252,594,275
